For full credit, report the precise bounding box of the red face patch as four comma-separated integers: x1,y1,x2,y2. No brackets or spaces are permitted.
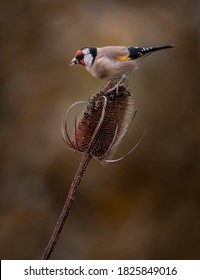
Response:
75,49,85,66
75,49,83,58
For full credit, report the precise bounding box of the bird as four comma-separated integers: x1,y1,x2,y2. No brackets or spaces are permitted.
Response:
70,45,174,91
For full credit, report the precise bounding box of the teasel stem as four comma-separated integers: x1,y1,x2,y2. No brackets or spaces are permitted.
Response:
42,96,108,259
42,80,140,259
42,152,91,260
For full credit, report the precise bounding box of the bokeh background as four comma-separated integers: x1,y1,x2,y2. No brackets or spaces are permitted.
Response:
0,0,199,259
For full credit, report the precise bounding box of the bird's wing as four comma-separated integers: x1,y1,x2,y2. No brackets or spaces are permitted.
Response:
97,46,131,62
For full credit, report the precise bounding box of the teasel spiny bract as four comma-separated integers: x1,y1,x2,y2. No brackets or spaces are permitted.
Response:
61,80,142,164
42,80,143,260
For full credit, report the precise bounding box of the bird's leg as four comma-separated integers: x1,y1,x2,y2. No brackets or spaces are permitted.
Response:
107,76,126,94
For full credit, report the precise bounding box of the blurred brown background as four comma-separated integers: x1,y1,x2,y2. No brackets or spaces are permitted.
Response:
0,0,199,259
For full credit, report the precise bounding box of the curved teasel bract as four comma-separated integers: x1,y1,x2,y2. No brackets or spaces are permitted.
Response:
61,80,141,165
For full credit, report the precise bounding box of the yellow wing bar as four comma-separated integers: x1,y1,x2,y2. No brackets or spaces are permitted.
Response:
116,55,131,62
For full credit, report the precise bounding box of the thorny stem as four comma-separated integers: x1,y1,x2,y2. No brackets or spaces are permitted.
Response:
42,95,108,259
42,83,139,259
42,152,92,260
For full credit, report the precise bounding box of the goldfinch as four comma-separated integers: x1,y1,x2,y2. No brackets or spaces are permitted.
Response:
70,45,174,82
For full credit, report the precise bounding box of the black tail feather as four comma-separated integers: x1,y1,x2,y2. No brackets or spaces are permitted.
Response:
128,45,174,59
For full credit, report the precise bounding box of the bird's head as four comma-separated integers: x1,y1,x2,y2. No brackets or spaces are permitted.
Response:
70,47,97,68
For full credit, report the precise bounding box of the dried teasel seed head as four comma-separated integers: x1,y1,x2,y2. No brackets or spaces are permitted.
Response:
61,80,140,165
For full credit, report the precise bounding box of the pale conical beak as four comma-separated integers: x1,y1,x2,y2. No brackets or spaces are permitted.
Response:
69,57,78,67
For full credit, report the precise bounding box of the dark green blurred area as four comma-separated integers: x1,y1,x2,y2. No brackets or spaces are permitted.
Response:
0,0,199,259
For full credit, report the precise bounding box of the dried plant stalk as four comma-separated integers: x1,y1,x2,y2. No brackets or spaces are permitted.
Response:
42,153,91,260
42,80,140,259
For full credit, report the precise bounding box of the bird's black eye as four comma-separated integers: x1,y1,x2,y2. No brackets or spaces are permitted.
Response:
76,54,84,60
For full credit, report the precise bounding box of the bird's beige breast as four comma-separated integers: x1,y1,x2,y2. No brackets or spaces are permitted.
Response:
88,57,138,80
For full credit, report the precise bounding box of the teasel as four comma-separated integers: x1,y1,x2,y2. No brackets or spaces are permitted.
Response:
42,80,143,259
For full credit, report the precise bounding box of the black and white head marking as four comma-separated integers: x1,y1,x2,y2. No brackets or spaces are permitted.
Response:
81,47,97,67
